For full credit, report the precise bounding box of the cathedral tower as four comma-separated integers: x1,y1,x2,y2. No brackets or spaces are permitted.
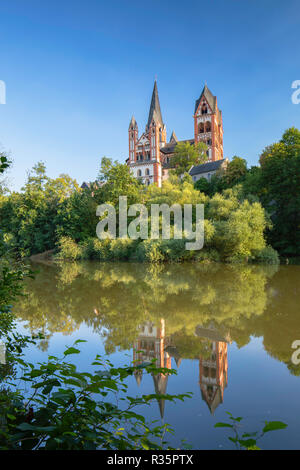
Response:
128,81,166,187
128,116,138,164
193,85,223,161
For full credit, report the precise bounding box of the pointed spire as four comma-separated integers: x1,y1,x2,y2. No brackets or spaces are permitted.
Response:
134,370,143,386
129,115,137,130
169,131,178,143
194,83,217,114
152,373,169,419
175,357,182,368
147,81,163,129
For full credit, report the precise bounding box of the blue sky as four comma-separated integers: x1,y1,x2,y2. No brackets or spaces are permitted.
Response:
0,0,300,190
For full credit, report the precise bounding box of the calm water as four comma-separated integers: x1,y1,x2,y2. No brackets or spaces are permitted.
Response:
13,261,300,449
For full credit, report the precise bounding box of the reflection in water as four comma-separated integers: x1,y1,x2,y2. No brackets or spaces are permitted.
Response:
133,319,171,418
13,261,300,383
198,334,228,415
133,320,229,416
12,261,300,448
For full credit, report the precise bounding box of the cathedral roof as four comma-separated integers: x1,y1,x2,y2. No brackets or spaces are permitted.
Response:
189,159,226,176
200,386,223,415
160,138,194,156
194,84,217,114
152,373,169,419
129,115,137,130
169,131,178,143
195,325,229,342
147,80,164,129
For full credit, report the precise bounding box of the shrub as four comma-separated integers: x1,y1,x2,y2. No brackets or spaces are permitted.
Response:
56,237,83,261
0,339,190,450
252,246,280,265
134,240,165,263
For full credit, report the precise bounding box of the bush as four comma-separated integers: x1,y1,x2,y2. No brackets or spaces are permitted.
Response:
56,237,83,261
134,240,165,263
252,246,280,265
0,338,190,450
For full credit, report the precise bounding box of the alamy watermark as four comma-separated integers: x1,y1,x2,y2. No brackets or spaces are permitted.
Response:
291,340,300,365
0,80,6,104
291,80,300,104
96,196,204,250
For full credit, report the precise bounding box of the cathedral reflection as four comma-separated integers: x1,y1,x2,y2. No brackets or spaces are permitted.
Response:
133,320,229,417
133,319,171,418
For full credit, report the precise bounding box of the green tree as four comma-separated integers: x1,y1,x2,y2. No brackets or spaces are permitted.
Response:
0,150,11,195
194,177,210,194
259,127,300,256
98,157,143,205
172,141,207,177
223,156,247,186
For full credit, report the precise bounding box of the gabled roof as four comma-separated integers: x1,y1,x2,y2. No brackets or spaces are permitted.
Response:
195,325,228,343
169,130,178,143
129,115,137,130
147,80,164,129
189,159,225,176
160,138,194,156
194,84,217,114
200,385,223,415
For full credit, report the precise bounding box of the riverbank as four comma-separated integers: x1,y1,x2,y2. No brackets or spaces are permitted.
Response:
54,235,280,264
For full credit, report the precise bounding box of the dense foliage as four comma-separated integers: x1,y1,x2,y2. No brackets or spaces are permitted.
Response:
172,141,207,176
1,129,299,261
195,128,300,257
0,160,190,450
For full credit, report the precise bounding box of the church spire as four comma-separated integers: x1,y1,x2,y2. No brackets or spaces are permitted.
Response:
129,115,137,130
147,80,163,129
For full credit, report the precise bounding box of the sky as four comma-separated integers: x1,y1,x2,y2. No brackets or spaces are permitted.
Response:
0,0,300,190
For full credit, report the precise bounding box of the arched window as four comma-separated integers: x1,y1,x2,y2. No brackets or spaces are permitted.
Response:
137,169,142,177
202,104,208,114
198,123,204,134
205,121,211,133
145,168,150,176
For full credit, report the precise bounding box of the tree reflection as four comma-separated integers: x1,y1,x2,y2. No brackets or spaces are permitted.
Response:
13,261,300,378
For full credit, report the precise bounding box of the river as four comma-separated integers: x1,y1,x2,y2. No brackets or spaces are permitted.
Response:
13,261,300,449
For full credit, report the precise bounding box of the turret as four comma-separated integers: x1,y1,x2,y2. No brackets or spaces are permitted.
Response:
128,115,138,163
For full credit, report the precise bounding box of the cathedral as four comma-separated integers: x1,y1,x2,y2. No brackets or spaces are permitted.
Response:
127,81,224,187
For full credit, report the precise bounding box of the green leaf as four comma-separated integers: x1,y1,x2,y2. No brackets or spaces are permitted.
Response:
238,438,258,449
17,422,56,433
262,421,287,433
214,422,234,428
64,347,80,356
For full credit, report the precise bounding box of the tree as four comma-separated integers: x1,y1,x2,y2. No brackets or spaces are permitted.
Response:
0,152,11,175
0,162,80,256
0,150,12,195
97,157,143,205
223,156,247,186
259,127,300,256
172,141,207,177
194,177,210,194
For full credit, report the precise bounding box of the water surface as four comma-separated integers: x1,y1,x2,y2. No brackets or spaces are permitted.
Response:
14,261,300,449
